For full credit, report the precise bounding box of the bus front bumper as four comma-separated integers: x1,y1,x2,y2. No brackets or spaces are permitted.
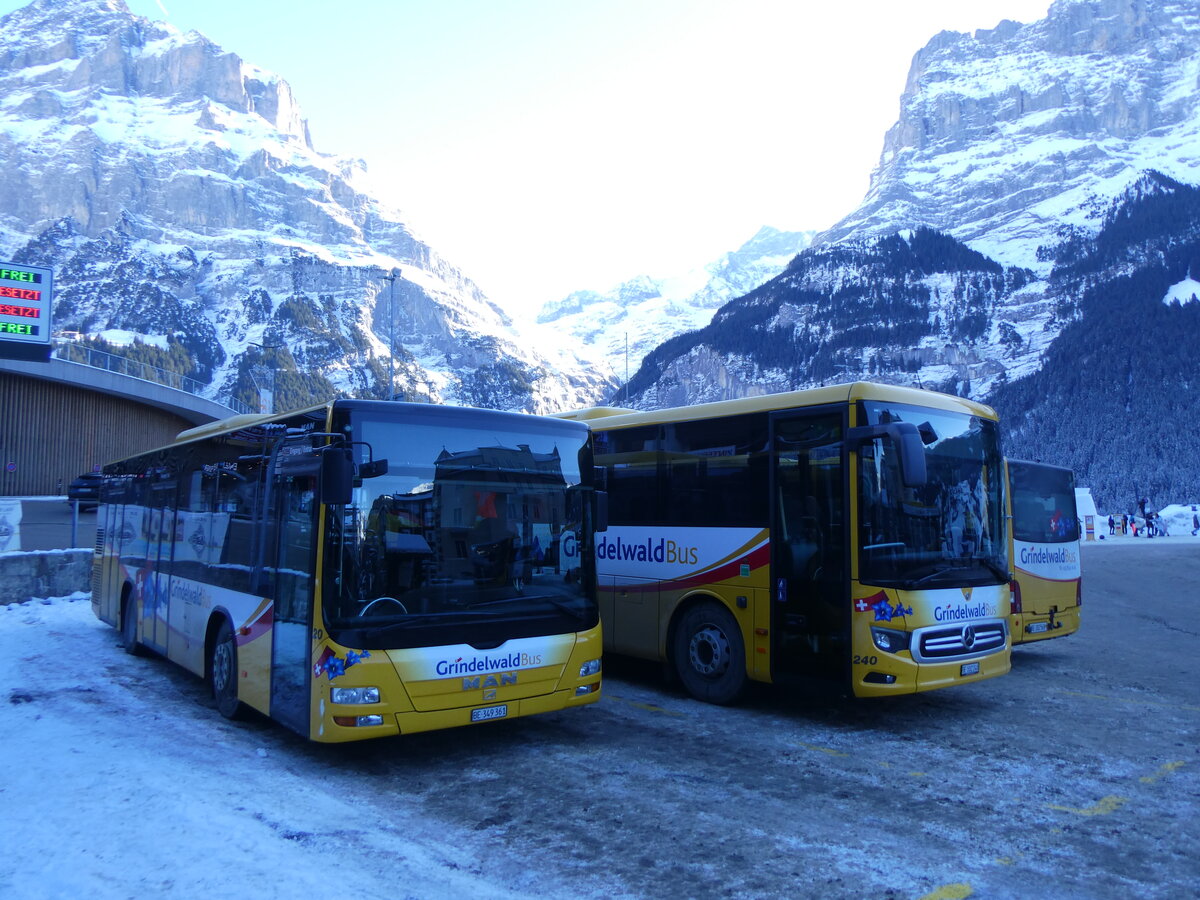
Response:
314,683,602,742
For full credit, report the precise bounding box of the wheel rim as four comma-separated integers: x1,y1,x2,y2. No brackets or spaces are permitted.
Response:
213,639,233,695
689,623,731,677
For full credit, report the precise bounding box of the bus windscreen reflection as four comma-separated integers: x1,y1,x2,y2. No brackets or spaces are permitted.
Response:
325,439,591,646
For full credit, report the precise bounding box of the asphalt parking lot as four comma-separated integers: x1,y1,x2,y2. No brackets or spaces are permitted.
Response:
6,524,1197,898
307,538,1196,898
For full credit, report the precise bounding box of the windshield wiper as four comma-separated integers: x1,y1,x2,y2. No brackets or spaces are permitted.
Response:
902,558,1008,590
901,563,969,590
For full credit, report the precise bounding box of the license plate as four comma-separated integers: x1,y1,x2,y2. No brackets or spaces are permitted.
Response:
960,662,980,676
1027,622,1049,634
471,704,508,722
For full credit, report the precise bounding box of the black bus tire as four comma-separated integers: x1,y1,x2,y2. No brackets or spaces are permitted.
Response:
672,601,747,705
210,618,245,720
121,592,144,657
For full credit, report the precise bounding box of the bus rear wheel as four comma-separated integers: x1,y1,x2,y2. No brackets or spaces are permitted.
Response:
120,593,144,656
673,601,747,705
210,619,245,720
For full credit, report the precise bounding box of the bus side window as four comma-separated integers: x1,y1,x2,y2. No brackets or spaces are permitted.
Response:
604,425,662,525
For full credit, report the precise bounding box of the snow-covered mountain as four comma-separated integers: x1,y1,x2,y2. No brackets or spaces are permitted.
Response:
622,173,1200,508
620,0,1200,406
614,0,1200,508
816,0,1200,268
621,227,1045,405
989,171,1200,509
0,0,616,413
534,225,815,380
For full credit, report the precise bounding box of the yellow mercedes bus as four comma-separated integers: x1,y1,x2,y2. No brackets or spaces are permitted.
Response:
1005,459,1082,643
558,382,1010,703
91,400,603,742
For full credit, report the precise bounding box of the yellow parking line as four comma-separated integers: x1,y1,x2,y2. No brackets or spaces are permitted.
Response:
1047,795,1128,816
796,742,847,757
1140,761,1186,783
919,883,973,900
605,694,687,717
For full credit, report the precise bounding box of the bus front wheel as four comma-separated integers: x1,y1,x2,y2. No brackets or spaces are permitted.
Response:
672,601,747,705
210,619,245,720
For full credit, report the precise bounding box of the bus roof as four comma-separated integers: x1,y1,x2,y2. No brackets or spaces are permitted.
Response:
1006,458,1074,476
106,399,589,467
553,406,637,422
173,403,331,444
553,382,998,431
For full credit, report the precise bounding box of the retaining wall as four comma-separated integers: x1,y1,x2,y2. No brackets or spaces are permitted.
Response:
0,549,92,604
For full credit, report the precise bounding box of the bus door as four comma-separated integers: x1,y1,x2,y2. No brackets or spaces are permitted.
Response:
267,460,319,735
770,409,847,683
135,478,177,654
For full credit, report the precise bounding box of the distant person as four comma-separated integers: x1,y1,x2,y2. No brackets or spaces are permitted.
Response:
1131,518,1139,537
1192,512,1199,536
1108,514,1115,535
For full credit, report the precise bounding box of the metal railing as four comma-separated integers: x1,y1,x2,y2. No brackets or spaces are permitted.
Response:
52,339,254,416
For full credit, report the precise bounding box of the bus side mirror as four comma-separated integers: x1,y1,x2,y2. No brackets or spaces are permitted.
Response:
321,446,355,505
846,422,928,487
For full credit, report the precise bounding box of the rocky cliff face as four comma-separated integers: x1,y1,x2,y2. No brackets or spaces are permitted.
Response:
0,0,615,413
816,0,1200,268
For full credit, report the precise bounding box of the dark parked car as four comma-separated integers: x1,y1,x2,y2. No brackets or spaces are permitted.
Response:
67,472,103,508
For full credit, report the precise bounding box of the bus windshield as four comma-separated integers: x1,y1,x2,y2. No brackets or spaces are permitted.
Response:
323,407,597,650
1009,462,1078,543
857,401,1006,589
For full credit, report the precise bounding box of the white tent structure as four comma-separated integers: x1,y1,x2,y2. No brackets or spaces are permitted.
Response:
1075,487,1098,540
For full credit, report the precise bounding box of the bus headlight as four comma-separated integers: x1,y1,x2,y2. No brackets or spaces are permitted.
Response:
871,627,910,654
330,686,381,704
579,658,602,678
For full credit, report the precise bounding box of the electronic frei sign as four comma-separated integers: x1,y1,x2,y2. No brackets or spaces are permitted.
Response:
0,261,53,349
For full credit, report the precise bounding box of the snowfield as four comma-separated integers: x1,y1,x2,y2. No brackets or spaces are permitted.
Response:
2,596,526,899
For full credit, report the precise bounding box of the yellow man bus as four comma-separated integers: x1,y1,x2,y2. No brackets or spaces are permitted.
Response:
1005,459,1082,643
91,400,603,742
558,382,1010,703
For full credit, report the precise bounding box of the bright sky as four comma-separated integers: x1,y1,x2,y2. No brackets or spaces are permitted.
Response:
14,0,1054,315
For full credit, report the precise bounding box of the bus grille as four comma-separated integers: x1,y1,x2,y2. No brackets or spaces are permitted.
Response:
912,619,1007,662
